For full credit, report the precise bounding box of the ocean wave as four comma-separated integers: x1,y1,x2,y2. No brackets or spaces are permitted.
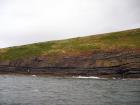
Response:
72,76,106,79
72,76,140,80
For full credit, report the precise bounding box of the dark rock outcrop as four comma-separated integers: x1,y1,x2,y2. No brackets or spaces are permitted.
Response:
0,50,140,78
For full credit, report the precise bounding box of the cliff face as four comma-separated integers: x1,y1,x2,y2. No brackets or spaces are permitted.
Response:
3,50,139,68
0,28,140,78
0,50,139,78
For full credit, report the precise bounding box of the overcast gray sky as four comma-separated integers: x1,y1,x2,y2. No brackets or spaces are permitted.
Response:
0,0,140,48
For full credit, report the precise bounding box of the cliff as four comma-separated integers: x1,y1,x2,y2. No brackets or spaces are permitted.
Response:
0,28,140,78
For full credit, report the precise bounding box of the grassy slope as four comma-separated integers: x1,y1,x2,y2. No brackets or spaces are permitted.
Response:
0,28,140,60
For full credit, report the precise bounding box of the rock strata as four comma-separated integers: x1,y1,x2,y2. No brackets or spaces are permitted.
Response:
0,50,139,78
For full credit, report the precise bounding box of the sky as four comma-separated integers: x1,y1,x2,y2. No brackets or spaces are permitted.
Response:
0,0,140,48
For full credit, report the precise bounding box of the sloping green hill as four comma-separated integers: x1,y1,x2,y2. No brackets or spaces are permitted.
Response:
0,28,140,60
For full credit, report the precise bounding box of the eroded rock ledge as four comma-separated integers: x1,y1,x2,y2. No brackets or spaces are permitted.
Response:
0,50,140,78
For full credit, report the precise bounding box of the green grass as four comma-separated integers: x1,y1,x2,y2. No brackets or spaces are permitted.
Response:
0,28,140,60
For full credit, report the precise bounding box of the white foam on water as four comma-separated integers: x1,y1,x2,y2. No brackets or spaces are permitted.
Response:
112,78,140,80
112,77,116,79
72,76,140,80
72,76,106,79
32,75,37,77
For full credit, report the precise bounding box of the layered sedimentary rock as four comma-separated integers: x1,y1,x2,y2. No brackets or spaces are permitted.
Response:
0,50,139,78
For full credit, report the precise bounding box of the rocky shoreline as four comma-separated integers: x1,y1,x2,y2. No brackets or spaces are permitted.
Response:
0,50,140,78
0,66,139,78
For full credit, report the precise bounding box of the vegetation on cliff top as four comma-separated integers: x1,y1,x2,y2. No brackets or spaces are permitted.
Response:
0,28,140,60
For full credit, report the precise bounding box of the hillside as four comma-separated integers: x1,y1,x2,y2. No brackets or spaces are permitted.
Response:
0,28,140,78
0,28,140,60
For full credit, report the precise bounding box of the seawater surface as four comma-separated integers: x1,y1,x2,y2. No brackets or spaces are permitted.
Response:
0,74,140,105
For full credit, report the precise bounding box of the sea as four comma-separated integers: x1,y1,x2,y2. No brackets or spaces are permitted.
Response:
0,74,140,105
